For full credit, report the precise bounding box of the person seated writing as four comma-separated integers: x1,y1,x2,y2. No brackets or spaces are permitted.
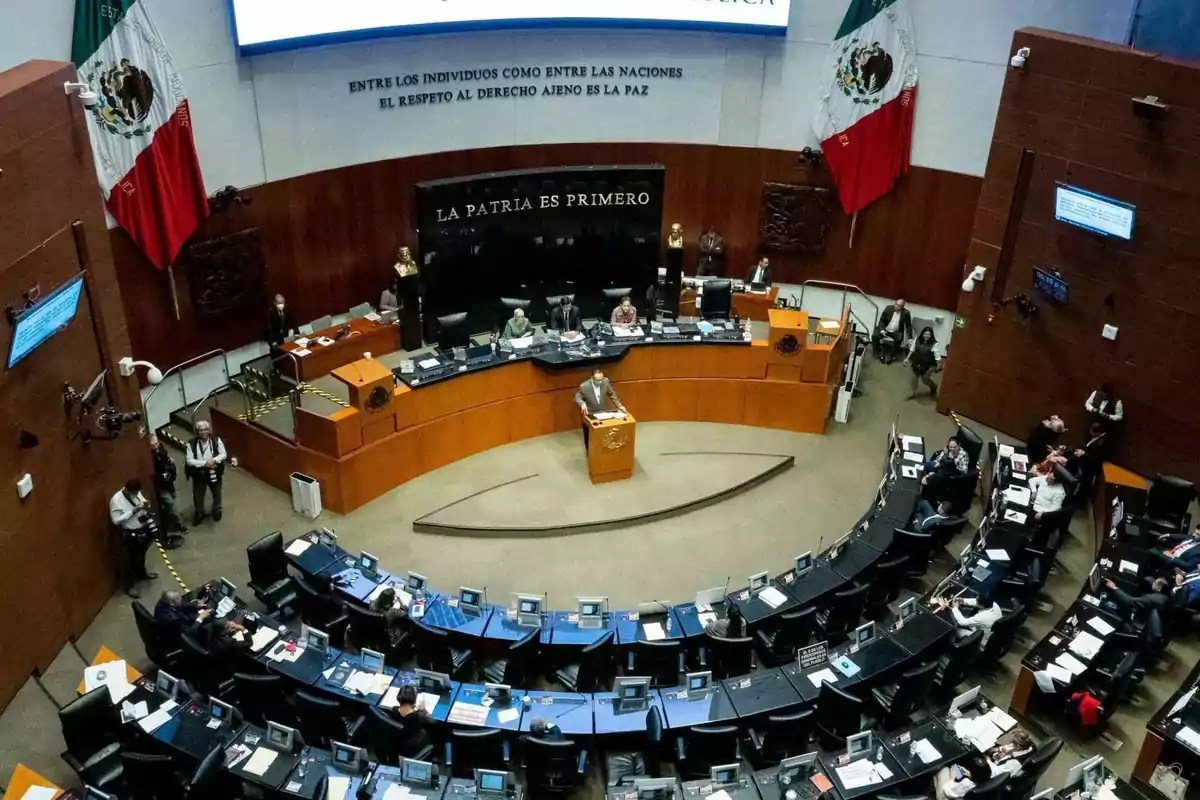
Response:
389,684,433,753
1148,525,1200,572
154,589,210,635
501,307,532,340
1028,471,1067,521
610,295,637,327
369,586,409,651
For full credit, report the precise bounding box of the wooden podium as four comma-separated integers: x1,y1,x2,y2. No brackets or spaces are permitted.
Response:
331,358,397,446
766,308,810,382
586,412,636,484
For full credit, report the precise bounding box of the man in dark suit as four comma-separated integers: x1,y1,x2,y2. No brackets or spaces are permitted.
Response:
871,299,913,362
575,368,625,449
267,293,295,347
529,718,565,741
154,589,209,635
746,256,772,287
548,295,582,332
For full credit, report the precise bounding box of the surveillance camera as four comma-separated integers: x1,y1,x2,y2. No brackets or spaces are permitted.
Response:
63,81,99,108
1010,47,1030,69
118,356,164,384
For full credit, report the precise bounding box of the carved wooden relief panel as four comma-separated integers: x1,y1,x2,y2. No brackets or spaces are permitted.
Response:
182,228,266,324
758,183,835,255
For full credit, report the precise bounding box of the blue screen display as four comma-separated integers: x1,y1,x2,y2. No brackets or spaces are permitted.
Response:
7,274,85,369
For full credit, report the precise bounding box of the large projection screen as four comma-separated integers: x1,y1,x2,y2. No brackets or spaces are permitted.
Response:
230,0,792,53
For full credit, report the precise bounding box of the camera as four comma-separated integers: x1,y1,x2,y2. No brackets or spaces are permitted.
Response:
99,407,142,435
136,507,160,538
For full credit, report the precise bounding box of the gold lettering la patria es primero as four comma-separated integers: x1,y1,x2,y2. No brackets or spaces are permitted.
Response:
436,192,651,222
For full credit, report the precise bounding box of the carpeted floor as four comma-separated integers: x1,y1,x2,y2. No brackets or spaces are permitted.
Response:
1,357,1194,796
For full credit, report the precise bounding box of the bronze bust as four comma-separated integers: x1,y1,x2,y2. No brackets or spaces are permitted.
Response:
393,246,419,278
667,222,684,250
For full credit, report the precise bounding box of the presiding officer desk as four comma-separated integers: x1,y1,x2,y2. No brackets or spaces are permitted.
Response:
215,310,851,513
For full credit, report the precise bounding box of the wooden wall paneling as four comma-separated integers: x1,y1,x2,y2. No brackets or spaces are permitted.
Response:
112,142,981,369
696,379,747,424
460,400,514,457
942,28,1200,481
507,392,560,443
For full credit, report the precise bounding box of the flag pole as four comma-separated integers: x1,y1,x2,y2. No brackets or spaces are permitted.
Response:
848,211,859,249
166,264,181,321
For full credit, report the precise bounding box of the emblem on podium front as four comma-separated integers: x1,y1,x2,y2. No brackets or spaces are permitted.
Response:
601,428,628,451
774,333,802,356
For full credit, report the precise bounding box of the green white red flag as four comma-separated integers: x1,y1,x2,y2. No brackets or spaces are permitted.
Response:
72,0,208,269
813,0,918,216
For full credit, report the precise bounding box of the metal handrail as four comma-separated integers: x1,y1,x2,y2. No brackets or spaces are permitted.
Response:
796,280,881,333
189,386,224,427
143,348,233,416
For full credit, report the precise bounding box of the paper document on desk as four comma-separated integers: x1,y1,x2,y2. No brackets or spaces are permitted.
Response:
1003,486,1031,505
496,707,520,724
984,706,1017,732
820,319,841,330
251,626,281,653
593,411,627,421
285,539,312,557
998,444,1015,457
137,700,178,733
1045,664,1073,684
18,787,58,800
707,791,733,800
758,586,788,608
903,451,923,463
1070,631,1103,659
448,701,489,726
84,660,135,704
612,326,644,337
835,760,883,790
1055,652,1088,676
901,465,919,479
292,348,312,357
418,692,441,713
216,596,236,618
901,434,922,448
1004,509,1027,525
911,738,942,764
697,612,717,627
244,747,278,776
642,622,666,641
955,716,1002,751
380,686,401,709
985,549,1010,562
382,787,411,800
418,357,441,369
1178,726,1200,754
1119,559,1139,575
1086,616,1116,636
1168,687,1197,717
509,335,533,350
326,774,351,800
807,668,838,688
121,699,150,722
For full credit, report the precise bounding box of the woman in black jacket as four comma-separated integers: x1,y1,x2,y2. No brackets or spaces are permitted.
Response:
904,326,940,399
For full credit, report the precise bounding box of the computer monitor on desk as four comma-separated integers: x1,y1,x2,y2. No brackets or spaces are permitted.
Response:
475,768,512,797
748,571,770,593
827,532,852,561
485,683,511,702
332,741,365,774
360,648,386,674
949,685,981,716
407,572,428,596
459,587,486,613
793,552,813,578
852,621,875,650
1065,755,1105,792
402,757,436,788
266,720,298,753
695,587,726,608
897,598,917,624
615,676,650,706
846,731,872,760
209,697,234,726
216,577,237,600
577,597,608,628
514,593,543,627
317,528,338,549
154,670,180,700
357,551,380,581
415,668,451,693
633,777,678,800
1088,564,1102,594
710,764,740,787
686,671,712,693
299,624,330,657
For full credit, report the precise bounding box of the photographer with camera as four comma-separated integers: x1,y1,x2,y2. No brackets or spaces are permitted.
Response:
109,479,161,598
149,434,188,535
186,420,227,525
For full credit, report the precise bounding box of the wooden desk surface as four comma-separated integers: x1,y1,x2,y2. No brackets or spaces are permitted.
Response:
75,645,142,695
279,317,400,382
1102,462,1149,490
3,764,62,800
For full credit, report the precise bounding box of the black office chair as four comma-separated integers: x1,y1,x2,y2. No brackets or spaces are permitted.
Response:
815,683,864,750
871,660,938,728
131,600,182,670
605,706,664,787
294,688,365,749
499,297,532,317
436,312,472,351
1005,737,1062,800
815,584,869,645
246,531,298,615
933,629,983,693
345,603,391,654
877,795,932,800
184,745,230,800
367,706,433,765
482,627,539,686
121,751,180,800
864,555,908,619
755,606,817,667
955,425,984,472
1144,474,1195,535
629,639,685,688
177,632,235,699
699,279,733,320
675,724,739,779
59,687,124,789
447,728,510,778
974,605,1025,672
746,708,814,768
890,530,934,580
413,621,473,678
232,671,295,727
700,633,755,679
555,631,615,692
292,574,350,646
524,736,589,798
545,294,576,325
964,772,1010,799
602,287,635,320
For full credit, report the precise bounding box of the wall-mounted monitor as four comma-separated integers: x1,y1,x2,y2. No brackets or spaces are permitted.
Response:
1032,267,1068,303
6,273,86,369
230,0,791,54
1054,184,1135,240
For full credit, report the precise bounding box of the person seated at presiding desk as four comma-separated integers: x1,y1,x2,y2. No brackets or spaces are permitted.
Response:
934,597,1003,646
1028,472,1067,520
154,589,211,634
575,368,626,447
502,307,533,340
872,298,913,363
934,735,1034,800
610,295,638,326
912,499,952,533
380,282,400,313
267,293,295,348
549,295,582,332
529,718,565,741
1148,525,1200,572
746,256,772,288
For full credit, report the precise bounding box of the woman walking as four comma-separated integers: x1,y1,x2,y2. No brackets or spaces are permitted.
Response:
904,326,941,399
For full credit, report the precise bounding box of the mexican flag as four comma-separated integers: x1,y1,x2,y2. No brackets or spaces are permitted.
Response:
72,0,208,269
813,0,918,216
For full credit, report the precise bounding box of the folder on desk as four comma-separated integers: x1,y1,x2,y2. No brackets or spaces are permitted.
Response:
831,656,860,678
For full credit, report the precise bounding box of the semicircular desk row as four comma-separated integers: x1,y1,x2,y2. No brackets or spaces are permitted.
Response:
212,311,852,514
116,433,1043,800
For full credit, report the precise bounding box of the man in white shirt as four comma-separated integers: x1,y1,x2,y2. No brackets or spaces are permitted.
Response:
109,479,158,598
1029,472,1067,519
186,420,228,525
948,598,1003,646
1085,382,1123,431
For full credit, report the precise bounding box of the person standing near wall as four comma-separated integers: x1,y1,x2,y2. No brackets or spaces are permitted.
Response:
149,434,187,535
109,478,159,598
